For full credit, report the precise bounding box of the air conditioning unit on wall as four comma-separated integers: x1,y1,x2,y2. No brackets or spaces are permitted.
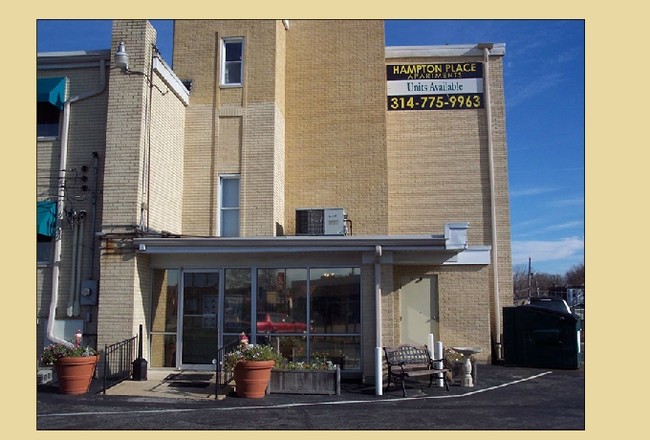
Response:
296,208,347,236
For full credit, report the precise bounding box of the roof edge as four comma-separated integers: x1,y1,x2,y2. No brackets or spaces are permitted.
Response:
386,43,506,59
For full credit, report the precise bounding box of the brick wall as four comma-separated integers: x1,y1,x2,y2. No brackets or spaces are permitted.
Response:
98,20,186,355
284,20,388,235
36,63,109,353
386,53,513,355
174,20,286,237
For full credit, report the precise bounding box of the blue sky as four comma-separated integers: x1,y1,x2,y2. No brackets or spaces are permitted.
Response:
36,19,585,276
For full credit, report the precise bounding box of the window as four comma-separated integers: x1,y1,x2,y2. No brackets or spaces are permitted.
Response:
37,200,57,265
150,269,179,367
37,102,61,137
37,235,53,265
223,269,252,335
219,175,240,237
221,38,243,86
255,267,361,370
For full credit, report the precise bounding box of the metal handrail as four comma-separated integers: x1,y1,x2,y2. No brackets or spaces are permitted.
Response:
214,339,239,399
102,334,137,394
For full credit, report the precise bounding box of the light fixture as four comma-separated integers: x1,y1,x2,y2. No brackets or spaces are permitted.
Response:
115,41,129,71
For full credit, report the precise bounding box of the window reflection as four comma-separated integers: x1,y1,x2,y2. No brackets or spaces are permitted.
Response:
310,268,361,334
257,269,308,334
256,267,361,370
224,269,251,334
150,269,179,367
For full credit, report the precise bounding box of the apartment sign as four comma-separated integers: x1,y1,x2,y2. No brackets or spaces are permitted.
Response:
387,62,485,111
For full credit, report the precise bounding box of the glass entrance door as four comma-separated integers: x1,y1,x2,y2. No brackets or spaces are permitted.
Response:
180,271,221,368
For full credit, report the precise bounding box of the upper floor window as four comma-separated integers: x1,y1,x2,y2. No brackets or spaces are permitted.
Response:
37,77,66,138
37,200,57,265
37,102,61,138
219,175,240,237
221,38,244,86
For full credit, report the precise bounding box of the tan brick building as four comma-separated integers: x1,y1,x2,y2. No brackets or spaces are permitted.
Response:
37,19,512,386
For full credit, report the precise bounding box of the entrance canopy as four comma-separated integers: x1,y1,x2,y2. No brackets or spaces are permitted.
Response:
133,224,490,266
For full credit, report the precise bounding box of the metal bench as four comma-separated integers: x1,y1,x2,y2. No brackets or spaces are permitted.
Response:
383,344,451,397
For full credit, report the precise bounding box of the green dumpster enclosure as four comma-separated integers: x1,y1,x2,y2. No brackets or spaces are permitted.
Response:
503,305,581,369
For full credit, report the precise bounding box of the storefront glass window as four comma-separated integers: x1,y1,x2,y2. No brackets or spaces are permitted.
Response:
223,269,251,335
256,269,308,335
150,269,179,367
255,267,361,370
309,268,361,334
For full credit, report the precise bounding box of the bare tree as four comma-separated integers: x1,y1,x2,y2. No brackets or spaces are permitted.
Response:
512,264,530,300
565,263,585,286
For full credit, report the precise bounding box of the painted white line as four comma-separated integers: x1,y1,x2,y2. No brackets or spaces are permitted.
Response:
38,371,553,418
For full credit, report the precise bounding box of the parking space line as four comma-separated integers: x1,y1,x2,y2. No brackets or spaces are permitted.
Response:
38,371,553,418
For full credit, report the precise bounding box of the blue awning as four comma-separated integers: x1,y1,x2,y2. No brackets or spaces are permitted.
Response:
37,200,57,237
37,77,67,110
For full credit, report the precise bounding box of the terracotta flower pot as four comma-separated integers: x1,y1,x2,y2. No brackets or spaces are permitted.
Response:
233,360,275,398
54,355,99,395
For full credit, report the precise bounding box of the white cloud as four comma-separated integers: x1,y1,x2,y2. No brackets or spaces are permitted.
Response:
511,237,584,266
544,221,584,232
546,198,584,209
510,186,560,198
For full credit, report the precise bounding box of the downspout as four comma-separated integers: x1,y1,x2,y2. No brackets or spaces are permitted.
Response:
48,99,73,346
374,245,383,396
479,43,502,361
47,60,107,347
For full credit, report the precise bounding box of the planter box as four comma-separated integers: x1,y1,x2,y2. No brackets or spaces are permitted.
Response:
269,367,340,395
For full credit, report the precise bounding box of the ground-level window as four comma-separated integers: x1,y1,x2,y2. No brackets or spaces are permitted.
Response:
149,269,179,368
257,267,361,370
219,175,240,237
149,266,361,371
223,268,252,337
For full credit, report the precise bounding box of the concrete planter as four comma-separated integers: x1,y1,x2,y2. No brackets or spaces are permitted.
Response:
451,360,477,385
269,367,340,395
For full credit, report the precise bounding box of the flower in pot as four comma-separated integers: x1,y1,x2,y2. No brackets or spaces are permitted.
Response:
225,333,281,398
275,353,337,371
40,330,99,395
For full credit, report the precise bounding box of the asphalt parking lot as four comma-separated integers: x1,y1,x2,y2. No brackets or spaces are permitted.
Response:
36,363,585,430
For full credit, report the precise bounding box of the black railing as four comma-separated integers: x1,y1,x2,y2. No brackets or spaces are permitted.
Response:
214,339,239,399
102,334,137,394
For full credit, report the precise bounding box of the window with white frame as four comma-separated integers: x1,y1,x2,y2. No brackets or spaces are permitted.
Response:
219,175,240,237
221,38,244,86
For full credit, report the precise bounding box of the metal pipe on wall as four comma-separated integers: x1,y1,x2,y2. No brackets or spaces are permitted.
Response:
48,99,73,347
74,212,86,316
67,215,79,317
479,43,502,360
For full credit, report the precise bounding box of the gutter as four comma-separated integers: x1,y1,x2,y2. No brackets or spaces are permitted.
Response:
133,234,451,255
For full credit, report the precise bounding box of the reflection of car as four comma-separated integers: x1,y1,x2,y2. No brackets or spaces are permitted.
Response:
256,313,307,333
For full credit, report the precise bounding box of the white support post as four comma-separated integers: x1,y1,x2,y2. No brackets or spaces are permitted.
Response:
375,347,383,395
435,341,444,387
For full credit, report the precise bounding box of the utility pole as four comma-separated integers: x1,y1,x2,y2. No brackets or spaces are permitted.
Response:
528,257,532,298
